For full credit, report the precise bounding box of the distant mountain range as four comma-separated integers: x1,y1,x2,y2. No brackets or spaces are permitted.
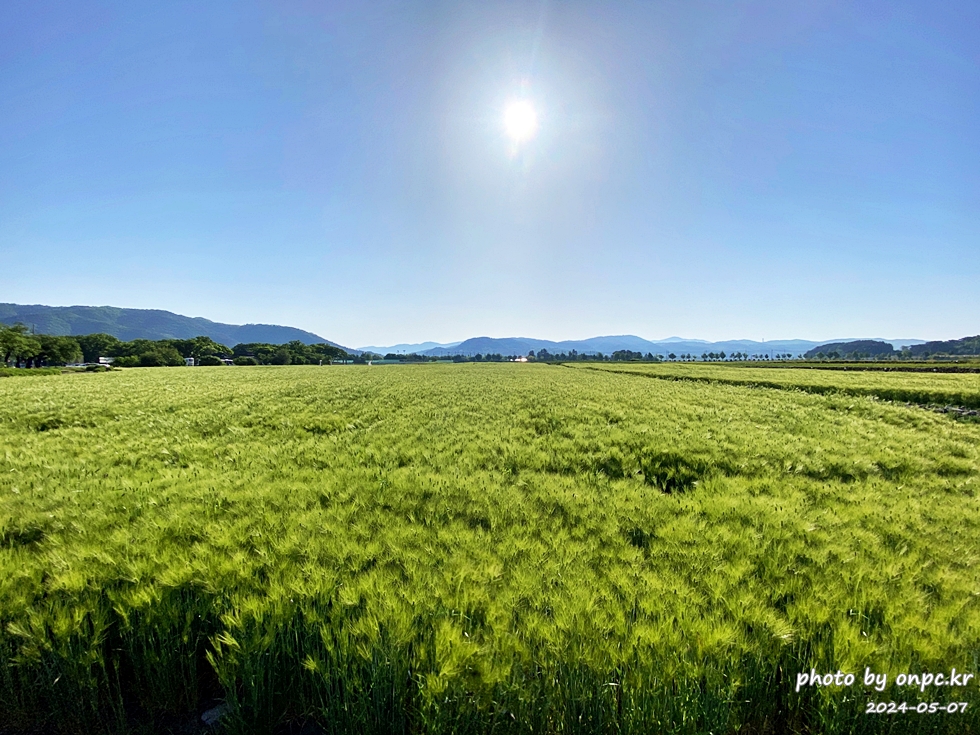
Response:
0,304,352,351
2,303,935,358
365,335,927,358
357,340,463,354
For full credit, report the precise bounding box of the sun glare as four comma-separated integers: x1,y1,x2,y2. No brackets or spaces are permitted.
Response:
504,100,538,142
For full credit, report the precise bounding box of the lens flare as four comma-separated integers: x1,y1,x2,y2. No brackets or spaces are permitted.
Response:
504,101,538,142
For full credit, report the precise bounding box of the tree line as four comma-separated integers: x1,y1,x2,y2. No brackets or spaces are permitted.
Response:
0,323,349,368
0,324,82,368
371,349,803,363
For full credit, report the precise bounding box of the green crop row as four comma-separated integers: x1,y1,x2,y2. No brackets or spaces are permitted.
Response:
1,365,979,734
567,362,980,409
0,367,64,379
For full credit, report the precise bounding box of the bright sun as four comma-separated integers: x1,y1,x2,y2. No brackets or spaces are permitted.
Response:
504,100,538,142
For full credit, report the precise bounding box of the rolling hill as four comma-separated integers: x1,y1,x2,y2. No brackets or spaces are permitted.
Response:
0,304,352,351
803,340,897,359
909,335,980,357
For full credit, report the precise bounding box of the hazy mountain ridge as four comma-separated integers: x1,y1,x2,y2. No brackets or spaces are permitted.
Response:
2,304,934,358
0,304,353,352
358,341,463,354
413,335,926,358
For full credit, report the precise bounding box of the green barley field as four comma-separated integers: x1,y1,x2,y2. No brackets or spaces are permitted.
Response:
566,362,980,409
2,364,979,734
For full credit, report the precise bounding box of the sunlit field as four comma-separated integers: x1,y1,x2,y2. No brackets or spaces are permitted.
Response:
566,362,980,409
2,364,979,734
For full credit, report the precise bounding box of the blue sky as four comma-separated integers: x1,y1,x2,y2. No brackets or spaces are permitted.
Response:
1,1,977,345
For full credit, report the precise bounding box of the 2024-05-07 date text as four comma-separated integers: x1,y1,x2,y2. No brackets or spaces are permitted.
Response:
866,701,968,714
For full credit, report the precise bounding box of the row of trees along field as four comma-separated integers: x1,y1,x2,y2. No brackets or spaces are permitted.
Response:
372,351,660,362
0,323,349,368
0,324,82,368
374,350,801,363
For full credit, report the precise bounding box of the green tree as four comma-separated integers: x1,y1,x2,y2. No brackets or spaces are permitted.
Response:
231,342,347,365
138,346,185,367
166,337,232,360
33,335,82,367
75,333,123,363
0,324,42,367
232,343,278,363
269,348,291,365
117,339,160,357
308,343,347,363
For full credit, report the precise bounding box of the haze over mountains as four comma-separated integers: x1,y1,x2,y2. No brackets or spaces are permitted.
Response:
366,335,926,358
358,341,463,354
2,304,929,358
